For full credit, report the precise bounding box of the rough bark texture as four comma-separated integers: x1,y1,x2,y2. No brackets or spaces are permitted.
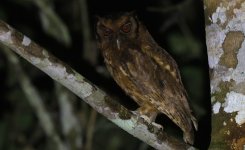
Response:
0,20,196,150
204,0,245,149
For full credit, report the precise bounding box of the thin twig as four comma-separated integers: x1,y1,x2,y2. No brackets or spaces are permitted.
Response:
55,83,83,150
84,109,97,150
0,20,196,150
79,0,97,65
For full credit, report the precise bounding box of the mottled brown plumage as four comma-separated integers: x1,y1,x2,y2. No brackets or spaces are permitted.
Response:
96,12,198,144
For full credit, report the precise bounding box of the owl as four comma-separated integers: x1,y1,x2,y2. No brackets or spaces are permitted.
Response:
96,12,198,145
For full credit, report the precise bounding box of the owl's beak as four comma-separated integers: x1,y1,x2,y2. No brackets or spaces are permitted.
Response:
116,39,120,50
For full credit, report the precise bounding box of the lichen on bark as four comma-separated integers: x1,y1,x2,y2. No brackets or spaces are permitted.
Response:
220,31,244,68
205,0,245,149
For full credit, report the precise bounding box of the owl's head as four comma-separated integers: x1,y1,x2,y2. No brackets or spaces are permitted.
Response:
96,12,141,50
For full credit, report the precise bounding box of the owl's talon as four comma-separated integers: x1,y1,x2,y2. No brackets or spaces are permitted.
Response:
140,115,163,131
131,110,140,116
140,115,151,124
131,111,142,126
131,111,141,120
152,122,163,130
131,111,152,122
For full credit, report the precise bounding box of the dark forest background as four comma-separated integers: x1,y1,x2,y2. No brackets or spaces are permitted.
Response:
0,0,210,149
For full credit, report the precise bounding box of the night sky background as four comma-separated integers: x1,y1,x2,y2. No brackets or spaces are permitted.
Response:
0,0,210,149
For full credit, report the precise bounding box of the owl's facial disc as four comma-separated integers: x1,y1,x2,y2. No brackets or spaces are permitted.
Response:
96,13,139,50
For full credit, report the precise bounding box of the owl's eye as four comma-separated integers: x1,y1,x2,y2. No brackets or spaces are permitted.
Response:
121,22,132,33
103,28,113,37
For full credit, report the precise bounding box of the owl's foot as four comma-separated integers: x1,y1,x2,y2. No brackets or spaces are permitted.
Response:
140,115,163,130
131,110,156,122
131,110,141,118
132,106,163,130
152,122,163,130
140,114,153,123
131,111,152,122
131,110,144,122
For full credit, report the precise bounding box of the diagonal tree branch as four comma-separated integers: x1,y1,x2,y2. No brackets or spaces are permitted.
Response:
2,47,68,150
3,45,83,150
0,20,195,150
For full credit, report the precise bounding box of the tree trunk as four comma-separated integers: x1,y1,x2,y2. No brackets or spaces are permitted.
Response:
204,0,245,149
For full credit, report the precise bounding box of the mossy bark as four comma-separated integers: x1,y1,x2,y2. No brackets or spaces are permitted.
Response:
204,0,245,149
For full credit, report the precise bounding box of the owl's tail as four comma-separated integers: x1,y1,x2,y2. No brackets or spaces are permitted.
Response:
191,114,198,131
183,130,194,145
183,114,198,145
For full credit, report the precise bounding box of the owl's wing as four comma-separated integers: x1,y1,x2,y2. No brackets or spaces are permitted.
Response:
141,44,198,130
120,47,197,144
123,46,198,144
142,45,186,95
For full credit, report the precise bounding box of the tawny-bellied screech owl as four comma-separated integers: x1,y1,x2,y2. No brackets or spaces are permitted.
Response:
96,12,198,144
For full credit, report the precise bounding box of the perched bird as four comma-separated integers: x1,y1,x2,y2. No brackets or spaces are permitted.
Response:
95,12,198,144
